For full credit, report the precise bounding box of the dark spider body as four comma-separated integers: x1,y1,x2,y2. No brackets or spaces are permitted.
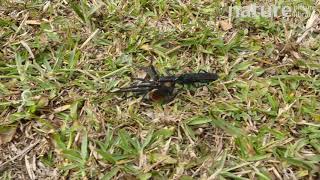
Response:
114,65,218,103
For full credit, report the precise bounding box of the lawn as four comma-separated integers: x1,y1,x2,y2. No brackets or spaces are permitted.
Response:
0,0,319,179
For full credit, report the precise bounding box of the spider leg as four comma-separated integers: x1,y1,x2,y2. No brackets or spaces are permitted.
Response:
141,91,150,101
131,78,148,82
166,91,178,103
115,86,151,102
115,86,153,93
114,81,158,92
132,59,159,81
194,83,213,98
164,84,179,103
117,94,132,103
205,84,215,98
117,91,148,103
165,68,177,76
194,83,203,88
146,64,159,80
163,87,181,103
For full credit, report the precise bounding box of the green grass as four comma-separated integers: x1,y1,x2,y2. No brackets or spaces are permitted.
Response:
0,0,320,179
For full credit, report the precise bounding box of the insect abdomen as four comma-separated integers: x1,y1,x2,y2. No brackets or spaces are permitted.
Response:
176,73,218,84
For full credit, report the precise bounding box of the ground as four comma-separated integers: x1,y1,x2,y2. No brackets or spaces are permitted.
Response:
0,0,320,179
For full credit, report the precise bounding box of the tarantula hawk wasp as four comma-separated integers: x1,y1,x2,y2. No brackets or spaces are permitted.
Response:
113,64,219,103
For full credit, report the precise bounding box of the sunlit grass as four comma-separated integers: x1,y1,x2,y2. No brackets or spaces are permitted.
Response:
0,0,319,179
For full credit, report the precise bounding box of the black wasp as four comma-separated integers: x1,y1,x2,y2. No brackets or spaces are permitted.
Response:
114,64,218,103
